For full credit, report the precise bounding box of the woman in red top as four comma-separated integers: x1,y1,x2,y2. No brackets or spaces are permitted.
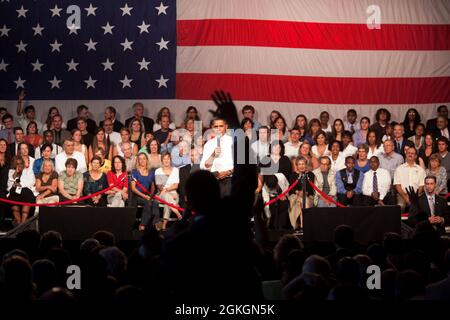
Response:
106,155,129,207
24,121,43,148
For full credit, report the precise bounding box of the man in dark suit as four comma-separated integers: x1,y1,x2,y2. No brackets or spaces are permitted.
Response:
125,102,154,133
51,115,71,146
408,176,448,235
431,116,450,140
99,106,124,132
178,148,201,208
426,105,448,134
7,127,34,160
66,105,97,134
426,249,450,300
393,124,407,157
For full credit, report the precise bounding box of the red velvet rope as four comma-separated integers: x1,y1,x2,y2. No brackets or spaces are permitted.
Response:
0,176,126,207
0,184,116,207
308,180,346,208
0,171,420,217
264,179,299,207
132,177,185,212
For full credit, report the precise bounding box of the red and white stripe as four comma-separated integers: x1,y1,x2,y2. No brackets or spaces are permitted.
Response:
176,0,450,107
2,0,449,126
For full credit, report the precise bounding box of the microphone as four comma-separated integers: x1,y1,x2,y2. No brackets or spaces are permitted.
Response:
217,134,221,148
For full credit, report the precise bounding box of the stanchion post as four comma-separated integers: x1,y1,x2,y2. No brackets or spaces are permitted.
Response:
302,173,307,210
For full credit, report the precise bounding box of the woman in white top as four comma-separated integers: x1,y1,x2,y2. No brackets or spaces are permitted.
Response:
155,152,181,231
367,130,384,159
18,142,35,171
116,127,138,157
7,156,36,224
328,140,346,172
72,129,88,165
311,130,330,158
153,107,176,132
342,131,358,158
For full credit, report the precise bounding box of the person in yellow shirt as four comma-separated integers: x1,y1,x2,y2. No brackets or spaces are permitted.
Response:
89,147,111,173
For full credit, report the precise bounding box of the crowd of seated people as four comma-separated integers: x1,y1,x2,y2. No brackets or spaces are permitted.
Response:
0,175,449,302
0,92,449,234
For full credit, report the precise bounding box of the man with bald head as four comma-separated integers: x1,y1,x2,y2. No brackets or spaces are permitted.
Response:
426,105,449,134
433,116,450,140
55,139,87,174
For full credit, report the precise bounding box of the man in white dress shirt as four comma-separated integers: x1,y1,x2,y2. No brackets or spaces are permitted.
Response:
394,147,426,211
34,130,63,159
362,156,392,206
284,127,301,159
55,139,87,174
251,126,270,164
200,119,234,197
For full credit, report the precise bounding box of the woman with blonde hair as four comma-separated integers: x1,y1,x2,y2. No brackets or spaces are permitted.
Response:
297,141,319,170
288,156,314,230
130,152,156,231
155,152,181,231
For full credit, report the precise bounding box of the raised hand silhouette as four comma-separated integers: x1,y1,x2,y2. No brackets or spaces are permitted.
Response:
405,186,419,205
210,90,240,130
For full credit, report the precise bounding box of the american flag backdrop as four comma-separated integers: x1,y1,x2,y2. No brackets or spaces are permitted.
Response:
0,0,176,100
0,0,449,122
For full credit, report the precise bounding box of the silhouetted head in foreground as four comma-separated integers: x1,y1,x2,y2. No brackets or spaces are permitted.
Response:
185,170,220,216
334,225,354,249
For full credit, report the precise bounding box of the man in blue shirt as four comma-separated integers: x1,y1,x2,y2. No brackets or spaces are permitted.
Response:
171,139,191,168
336,156,364,206
241,105,261,130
